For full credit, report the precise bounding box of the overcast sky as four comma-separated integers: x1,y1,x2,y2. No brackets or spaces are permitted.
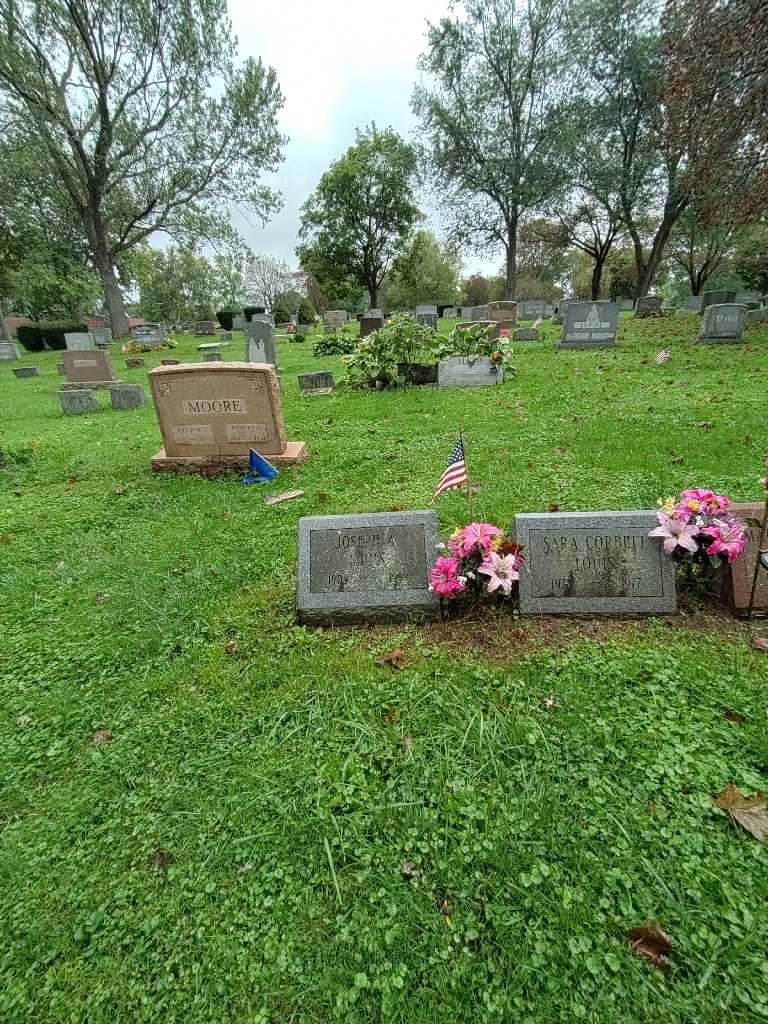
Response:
225,0,499,278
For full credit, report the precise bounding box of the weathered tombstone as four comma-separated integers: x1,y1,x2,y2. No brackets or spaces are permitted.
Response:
195,321,217,336
726,503,768,615
698,303,746,343
252,313,275,326
296,511,440,625
471,304,491,321
747,307,768,323
514,328,539,341
701,290,736,313
148,362,307,472
519,299,546,321
13,366,39,378
244,321,278,367
359,315,384,338
324,310,348,330
366,308,384,319
416,313,438,330
443,307,458,319
460,306,473,319
59,389,99,415
488,301,518,331
514,510,677,615
110,384,146,411
684,294,704,312
735,291,761,307
634,296,663,317
558,301,619,349
0,341,21,360
197,343,223,361
220,331,233,343
92,327,113,348
62,349,118,387
415,304,438,316
232,315,246,331
438,357,503,387
553,300,570,325
298,371,335,396
126,357,146,369
131,324,166,348
398,362,438,385
161,358,180,366
64,332,95,351
620,298,635,312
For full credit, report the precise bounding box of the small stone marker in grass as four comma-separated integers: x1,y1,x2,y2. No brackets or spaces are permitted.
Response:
298,371,335,395
126,357,145,369
324,310,348,330
60,389,99,415
698,304,746,343
726,503,768,615
197,342,222,361
558,301,619,349
110,384,146,411
634,296,663,317
296,510,440,625
13,366,39,378
148,361,307,473
514,328,539,341
0,341,20,360
438,357,503,387
514,510,677,615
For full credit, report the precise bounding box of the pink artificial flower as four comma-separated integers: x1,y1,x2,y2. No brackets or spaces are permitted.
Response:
430,557,466,598
448,522,503,558
701,518,747,563
499,328,511,338
676,488,729,521
649,511,700,555
478,551,521,595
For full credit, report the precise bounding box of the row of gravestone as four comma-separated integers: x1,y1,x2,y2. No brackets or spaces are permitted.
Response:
555,301,752,346
295,505,768,625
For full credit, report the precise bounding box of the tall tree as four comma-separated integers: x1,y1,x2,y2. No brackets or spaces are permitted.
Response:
211,231,252,311
135,246,217,324
413,0,572,298
0,0,285,335
297,125,420,309
667,205,740,296
245,253,295,313
386,230,461,309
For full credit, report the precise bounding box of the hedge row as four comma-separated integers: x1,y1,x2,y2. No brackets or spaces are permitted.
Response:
17,323,88,352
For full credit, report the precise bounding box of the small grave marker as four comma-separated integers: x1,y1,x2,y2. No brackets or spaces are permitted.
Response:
438,357,503,387
59,389,99,415
698,303,746,343
13,366,39,378
298,372,335,396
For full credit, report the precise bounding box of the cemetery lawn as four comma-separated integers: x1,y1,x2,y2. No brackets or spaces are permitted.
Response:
3,314,768,1024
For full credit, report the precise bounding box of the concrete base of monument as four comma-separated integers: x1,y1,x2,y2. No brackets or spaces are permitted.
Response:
60,380,124,390
557,340,616,350
150,441,308,474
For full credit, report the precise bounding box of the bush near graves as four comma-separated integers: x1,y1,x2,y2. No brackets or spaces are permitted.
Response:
343,313,436,388
215,310,234,331
243,306,260,322
272,298,292,324
297,298,316,324
16,322,89,352
436,322,514,370
312,330,357,357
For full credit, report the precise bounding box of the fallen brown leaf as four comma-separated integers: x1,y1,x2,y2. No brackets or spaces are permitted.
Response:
91,729,113,746
401,860,420,882
149,850,172,871
547,502,560,513
67,474,81,484
752,636,768,652
713,784,768,841
225,641,239,656
626,922,672,969
94,592,108,605
697,421,713,430
723,709,746,724
376,648,405,671
671,456,684,465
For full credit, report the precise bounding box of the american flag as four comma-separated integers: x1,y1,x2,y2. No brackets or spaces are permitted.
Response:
433,435,468,501
655,345,672,365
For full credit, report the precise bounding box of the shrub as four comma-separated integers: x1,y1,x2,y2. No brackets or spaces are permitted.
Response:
312,330,358,357
243,306,260,322
216,310,234,331
273,299,292,324
17,322,88,352
343,314,437,389
436,322,515,371
297,298,316,324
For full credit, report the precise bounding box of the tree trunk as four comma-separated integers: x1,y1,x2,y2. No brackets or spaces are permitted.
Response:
368,283,377,309
84,208,130,337
505,217,518,300
590,255,606,300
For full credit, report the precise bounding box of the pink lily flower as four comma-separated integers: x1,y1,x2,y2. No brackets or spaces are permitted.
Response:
430,557,466,598
478,551,520,595
448,522,503,558
701,519,747,563
649,511,700,555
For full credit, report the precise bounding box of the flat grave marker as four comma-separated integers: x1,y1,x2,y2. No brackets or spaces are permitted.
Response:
298,371,335,396
515,510,676,615
296,510,440,625
438,357,503,387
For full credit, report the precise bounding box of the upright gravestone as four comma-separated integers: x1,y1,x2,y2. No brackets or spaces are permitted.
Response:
471,305,491,321
698,303,746,343
519,299,547,321
488,301,518,332
416,313,438,330
727,503,768,615
460,306,473,319
296,511,440,625
443,307,458,319
684,294,703,312
515,510,676,615
298,372,335,396
244,321,278,367
553,301,570,325
131,324,166,348
232,315,246,331
366,308,384,319
324,310,348,331
64,332,95,351
195,321,217,336
360,315,384,338
635,296,663,317
701,290,736,313
735,291,761,308
415,304,438,316
148,362,307,473
59,389,99,414
0,341,20,361
438,357,503,388
252,313,275,326
61,349,119,388
620,298,635,312
92,327,113,349
110,384,146,411
558,301,619,349
747,307,768,323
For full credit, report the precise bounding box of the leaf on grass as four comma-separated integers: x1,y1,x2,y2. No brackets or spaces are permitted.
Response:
752,636,768,652
225,641,239,656
713,784,768,841
113,485,127,495
376,648,405,671
170,567,185,576
149,850,172,871
382,706,399,725
16,714,32,728
0,535,9,545
398,735,413,755
94,592,108,605
626,922,673,968
91,729,113,746
67,474,80,484
401,860,420,882
542,692,556,710
671,455,684,465
547,502,560,513
723,709,746,724
697,421,714,430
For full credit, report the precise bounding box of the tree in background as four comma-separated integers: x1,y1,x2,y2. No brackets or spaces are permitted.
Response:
212,233,252,311
297,125,420,309
666,205,741,296
246,253,295,313
462,274,490,307
386,231,461,309
134,246,217,324
0,0,285,335
297,298,315,324
733,224,768,295
414,0,572,299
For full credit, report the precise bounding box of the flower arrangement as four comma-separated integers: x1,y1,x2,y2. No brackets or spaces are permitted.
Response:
430,522,524,603
649,489,748,573
435,323,514,370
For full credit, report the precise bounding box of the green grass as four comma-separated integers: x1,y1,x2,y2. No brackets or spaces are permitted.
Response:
1,314,768,1023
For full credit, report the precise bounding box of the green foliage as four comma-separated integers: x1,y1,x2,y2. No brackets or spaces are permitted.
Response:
215,310,234,331
297,298,316,325
16,322,88,352
343,313,436,389
312,330,357,357
733,224,768,294
386,230,461,309
272,298,292,324
243,306,260,321
297,125,420,307
436,323,515,370
136,246,217,324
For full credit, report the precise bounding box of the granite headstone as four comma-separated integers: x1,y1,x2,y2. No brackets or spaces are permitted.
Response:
698,303,746,343
438,357,503,387
558,301,619,349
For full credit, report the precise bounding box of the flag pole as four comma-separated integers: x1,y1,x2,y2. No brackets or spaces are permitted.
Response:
460,423,473,516
747,493,768,619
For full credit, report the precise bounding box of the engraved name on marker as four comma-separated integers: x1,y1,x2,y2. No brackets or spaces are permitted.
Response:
181,398,247,415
